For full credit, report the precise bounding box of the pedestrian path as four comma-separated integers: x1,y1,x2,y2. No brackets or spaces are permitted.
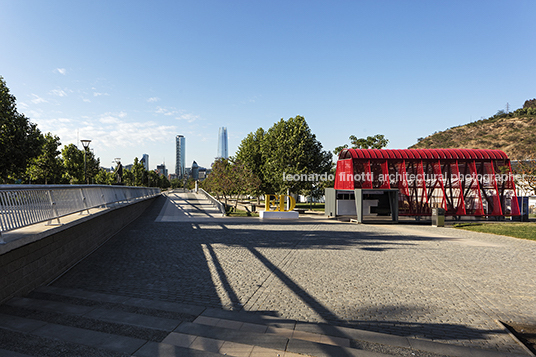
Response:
0,286,525,357
155,191,224,222
1,194,534,356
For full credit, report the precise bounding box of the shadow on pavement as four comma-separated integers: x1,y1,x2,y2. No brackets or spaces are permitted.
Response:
50,195,508,355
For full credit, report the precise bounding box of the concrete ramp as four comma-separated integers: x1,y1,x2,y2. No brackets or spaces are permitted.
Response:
155,192,224,222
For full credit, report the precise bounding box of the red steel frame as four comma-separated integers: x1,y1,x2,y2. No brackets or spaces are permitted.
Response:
334,148,520,216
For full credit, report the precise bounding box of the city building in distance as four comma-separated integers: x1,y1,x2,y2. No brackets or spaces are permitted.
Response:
176,135,185,179
187,160,208,181
156,163,168,177
141,154,149,171
217,127,228,159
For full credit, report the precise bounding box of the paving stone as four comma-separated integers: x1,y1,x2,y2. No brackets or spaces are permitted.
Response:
0,327,127,357
6,297,94,315
31,323,147,354
249,345,288,357
35,285,131,304
188,336,225,352
0,349,33,357
122,297,205,316
407,338,528,357
240,321,269,333
0,313,48,333
202,307,296,328
219,340,255,357
83,307,181,331
286,337,391,357
162,332,198,347
174,321,289,351
134,341,223,357
295,323,411,348
193,316,221,327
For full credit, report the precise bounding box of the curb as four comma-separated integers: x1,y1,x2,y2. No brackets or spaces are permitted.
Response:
496,320,536,357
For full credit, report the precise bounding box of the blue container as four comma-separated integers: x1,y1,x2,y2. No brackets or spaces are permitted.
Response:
512,197,529,222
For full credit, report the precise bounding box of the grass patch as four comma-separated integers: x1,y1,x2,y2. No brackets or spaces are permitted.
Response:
225,206,259,217
295,203,325,212
453,222,536,241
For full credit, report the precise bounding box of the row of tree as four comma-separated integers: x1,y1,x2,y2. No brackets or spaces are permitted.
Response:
333,134,389,155
1,76,43,183
202,116,333,200
201,158,261,206
201,116,394,201
1,76,170,188
19,131,171,188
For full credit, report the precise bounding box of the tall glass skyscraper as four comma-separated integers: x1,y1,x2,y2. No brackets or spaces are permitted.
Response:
217,127,228,159
141,154,149,171
175,135,185,178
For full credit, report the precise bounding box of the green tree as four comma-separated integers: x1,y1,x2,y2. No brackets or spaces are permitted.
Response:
170,178,182,189
0,76,44,182
202,158,234,204
229,160,261,208
261,116,332,195
148,170,160,187
160,174,171,189
95,169,116,185
186,177,196,190
131,157,146,186
234,127,267,194
62,144,100,184
334,134,389,155
123,169,134,186
513,158,536,196
523,98,536,109
62,144,84,184
27,133,64,184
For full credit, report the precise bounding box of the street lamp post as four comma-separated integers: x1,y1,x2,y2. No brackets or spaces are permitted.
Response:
80,139,91,184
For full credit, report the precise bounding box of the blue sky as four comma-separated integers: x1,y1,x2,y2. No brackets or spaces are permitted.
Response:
1,1,535,171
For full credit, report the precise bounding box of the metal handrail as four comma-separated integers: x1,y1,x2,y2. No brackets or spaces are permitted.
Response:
0,185,160,240
199,188,226,216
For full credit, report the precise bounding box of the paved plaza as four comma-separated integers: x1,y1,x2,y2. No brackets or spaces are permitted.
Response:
37,191,535,354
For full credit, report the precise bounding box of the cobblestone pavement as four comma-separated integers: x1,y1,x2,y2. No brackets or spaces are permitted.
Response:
53,193,536,354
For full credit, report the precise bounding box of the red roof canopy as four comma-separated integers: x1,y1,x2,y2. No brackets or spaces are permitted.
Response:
339,148,509,160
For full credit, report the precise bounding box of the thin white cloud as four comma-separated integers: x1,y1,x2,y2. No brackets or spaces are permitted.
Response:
31,94,47,104
155,106,178,116
50,89,68,97
147,97,160,103
93,92,109,97
55,68,66,75
23,109,43,120
82,98,91,103
176,113,199,123
42,112,178,151
155,107,201,123
100,115,121,124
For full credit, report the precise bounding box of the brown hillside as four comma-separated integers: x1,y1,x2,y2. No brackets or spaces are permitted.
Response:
409,116,536,160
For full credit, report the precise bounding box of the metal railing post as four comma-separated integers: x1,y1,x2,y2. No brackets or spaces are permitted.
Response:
79,189,91,215
46,190,61,226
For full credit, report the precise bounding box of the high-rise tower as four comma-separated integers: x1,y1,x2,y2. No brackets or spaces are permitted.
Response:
175,135,185,178
141,154,149,171
217,127,228,159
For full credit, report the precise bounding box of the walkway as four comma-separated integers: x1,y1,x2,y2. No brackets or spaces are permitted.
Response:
155,191,224,222
0,191,534,356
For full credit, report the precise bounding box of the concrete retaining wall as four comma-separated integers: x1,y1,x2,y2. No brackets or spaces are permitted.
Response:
0,196,157,304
